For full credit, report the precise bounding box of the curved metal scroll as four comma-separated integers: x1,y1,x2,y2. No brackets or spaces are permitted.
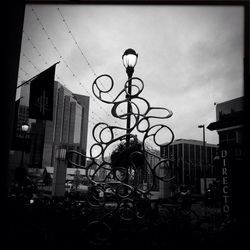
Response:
66,74,175,245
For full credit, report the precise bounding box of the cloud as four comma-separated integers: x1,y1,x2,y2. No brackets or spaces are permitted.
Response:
20,4,244,153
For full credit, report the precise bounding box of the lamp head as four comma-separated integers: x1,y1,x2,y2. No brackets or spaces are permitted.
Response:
21,122,30,132
122,48,138,69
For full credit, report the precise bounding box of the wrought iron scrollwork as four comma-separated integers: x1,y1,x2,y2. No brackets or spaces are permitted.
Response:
66,74,175,245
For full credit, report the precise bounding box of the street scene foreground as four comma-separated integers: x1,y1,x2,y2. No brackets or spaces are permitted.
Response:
6,190,249,249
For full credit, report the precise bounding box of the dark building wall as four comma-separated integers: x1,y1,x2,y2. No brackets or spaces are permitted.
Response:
44,81,59,144
69,102,76,144
54,87,64,143
216,97,243,121
30,121,45,168
73,94,90,154
208,96,245,218
62,95,70,144
43,82,59,166
208,97,244,145
18,105,29,129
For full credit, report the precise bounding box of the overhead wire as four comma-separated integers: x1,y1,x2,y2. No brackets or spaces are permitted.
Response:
23,7,123,137
57,7,114,100
21,6,162,151
56,7,125,124
19,34,97,128
22,30,66,85
19,54,104,130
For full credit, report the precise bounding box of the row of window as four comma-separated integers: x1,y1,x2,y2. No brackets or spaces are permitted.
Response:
161,143,217,166
219,129,243,144
160,143,218,188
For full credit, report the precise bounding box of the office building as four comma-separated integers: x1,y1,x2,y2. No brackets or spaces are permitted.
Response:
9,81,89,185
207,96,243,144
207,96,244,217
160,139,218,194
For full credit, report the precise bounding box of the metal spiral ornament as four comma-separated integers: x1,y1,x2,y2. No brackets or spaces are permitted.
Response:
66,73,174,246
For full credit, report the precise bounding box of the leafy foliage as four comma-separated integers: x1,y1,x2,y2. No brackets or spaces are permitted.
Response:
110,136,145,169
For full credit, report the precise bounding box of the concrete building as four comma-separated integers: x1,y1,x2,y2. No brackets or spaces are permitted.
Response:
41,83,89,169
207,96,244,217
207,96,243,144
160,139,218,195
9,81,89,186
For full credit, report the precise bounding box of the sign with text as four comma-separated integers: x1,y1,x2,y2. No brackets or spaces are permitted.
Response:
218,143,243,218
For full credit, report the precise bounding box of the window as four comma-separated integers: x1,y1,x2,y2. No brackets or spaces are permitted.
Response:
219,131,237,144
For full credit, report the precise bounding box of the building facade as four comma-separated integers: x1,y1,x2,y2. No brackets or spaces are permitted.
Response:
160,139,218,194
9,81,89,185
207,96,244,217
207,96,243,145
42,82,90,169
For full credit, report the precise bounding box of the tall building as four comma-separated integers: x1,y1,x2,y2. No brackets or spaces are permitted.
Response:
207,96,243,144
207,96,244,217
9,81,89,184
160,139,218,194
41,82,89,169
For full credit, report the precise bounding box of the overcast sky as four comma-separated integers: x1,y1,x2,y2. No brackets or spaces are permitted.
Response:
17,4,244,156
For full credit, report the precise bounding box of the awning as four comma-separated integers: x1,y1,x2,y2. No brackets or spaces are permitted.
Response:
207,115,243,131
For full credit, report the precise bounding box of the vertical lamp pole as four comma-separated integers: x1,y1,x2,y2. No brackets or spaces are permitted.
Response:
122,49,138,186
198,124,207,194
20,122,30,168
122,48,138,147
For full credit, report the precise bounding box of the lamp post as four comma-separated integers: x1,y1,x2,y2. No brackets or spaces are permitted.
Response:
198,124,207,194
122,48,138,148
20,122,30,168
66,50,175,231
122,49,138,188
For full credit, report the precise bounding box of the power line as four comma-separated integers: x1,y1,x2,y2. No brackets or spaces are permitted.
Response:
22,30,50,67
22,30,65,85
30,7,89,91
18,59,106,127
56,7,125,115
22,52,40,73
19,66,32,78
19,38,120,133
22,7,130,141
57,7,113,98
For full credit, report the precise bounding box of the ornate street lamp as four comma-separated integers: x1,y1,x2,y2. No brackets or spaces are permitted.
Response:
122,48,138,148
66,50,175,245
68,48,174,199
122,48,138,78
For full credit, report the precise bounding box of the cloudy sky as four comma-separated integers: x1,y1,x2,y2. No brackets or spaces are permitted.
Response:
17,4,244,155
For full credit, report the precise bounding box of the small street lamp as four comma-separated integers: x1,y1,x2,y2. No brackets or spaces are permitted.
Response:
21,123,30,133
198,124,207,194
20,122,30,168
122,48,138,147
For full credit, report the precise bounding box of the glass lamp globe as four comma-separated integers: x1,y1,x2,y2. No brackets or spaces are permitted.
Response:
122,48,138,69
21,123,30,132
